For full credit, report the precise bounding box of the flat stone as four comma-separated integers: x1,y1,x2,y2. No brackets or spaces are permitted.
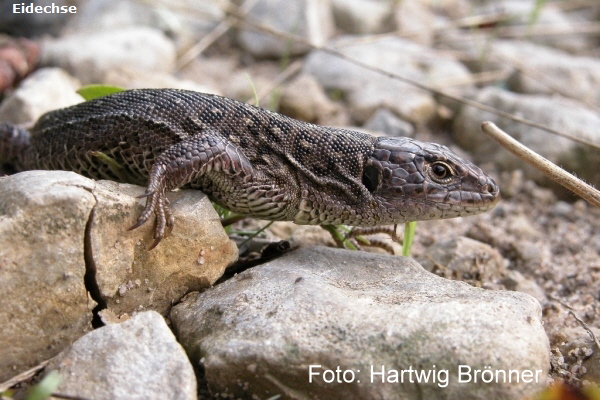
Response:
0,67,82,125
171,246,549,400
64,0,227,52
45,311,196,400
491,40,600,107
40,27,176,84
237,0,335,58
331,0,395,34
363,108,415,138
279,74,346,125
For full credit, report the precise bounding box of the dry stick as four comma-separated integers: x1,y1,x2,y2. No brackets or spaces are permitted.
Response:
251,59,304,104
0,360,49,392
225,6,600,150
430,69,511,88
493,53,600,114
175,0,259,71
481,121,600,207
549,294,600,352
558,0,600,12
494,21,600,38
347,12,513,45
568,310,600,353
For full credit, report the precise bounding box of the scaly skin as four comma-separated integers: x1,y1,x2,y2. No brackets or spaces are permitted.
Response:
0,89,500,248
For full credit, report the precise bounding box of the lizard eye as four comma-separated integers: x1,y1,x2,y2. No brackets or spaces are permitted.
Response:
428,161,454,184
362,164,381,193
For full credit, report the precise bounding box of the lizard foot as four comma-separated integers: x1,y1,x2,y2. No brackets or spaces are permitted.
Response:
129,189,174,250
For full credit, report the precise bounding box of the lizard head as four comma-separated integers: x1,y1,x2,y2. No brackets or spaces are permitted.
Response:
362,137,500,223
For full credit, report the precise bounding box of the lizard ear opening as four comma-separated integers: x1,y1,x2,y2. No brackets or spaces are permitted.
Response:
362,163,381,193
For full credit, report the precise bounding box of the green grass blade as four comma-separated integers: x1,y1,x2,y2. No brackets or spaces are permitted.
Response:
402,221,416,257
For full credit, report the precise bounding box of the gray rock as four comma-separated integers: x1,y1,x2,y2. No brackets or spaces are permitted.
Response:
491,40,600,107
417,236,506,287
45,311,197,400
474,1,593,53
363,108,415,138
453,87,600,187
558,328,600,384
237,0,335,58
90,180,238,316
102,68,222,95
0,68,82,125
64,0,227,52
40,27,176,84
502,270,547,304
0,171,95,382
0,0,74,37
331,0,395,34
394,0,441,46
279,74,346,124
304,36,472,124
171,246,549,400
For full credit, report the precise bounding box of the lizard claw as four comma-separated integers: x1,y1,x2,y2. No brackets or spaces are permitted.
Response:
129,189,174,250
136,191,154,199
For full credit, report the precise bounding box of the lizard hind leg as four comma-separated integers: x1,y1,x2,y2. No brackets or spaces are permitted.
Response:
129,131,255,249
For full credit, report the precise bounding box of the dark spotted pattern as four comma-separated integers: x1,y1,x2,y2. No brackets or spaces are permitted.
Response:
0,89,499,246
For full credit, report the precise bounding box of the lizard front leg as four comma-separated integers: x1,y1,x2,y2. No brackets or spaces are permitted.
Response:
130,131,254,249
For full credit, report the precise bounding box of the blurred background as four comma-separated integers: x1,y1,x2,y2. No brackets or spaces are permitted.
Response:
1,0,600,392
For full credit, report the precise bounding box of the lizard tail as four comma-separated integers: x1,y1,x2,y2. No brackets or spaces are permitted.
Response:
0,122,31,171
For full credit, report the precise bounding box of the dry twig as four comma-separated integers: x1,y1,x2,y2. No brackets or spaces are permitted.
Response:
480,121,600,207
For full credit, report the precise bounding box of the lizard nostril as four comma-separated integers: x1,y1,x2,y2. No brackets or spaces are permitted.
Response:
484,180,500,197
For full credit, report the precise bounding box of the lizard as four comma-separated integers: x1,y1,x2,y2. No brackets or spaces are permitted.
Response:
0,89,500,249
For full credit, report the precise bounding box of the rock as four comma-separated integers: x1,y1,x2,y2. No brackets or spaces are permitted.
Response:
331,0,395,34
102,68,222,95
0,67,82,125
279,74,345,124
491,40,600,107
0,169,237,380
304,35,472,124
394,0,440,46
90,180,238,316
453,87,600,188
178,56,241,97
363,108,415,138
237,0,335,58
557,328,600,384
40,27,176,84
0,0,74,37
64,0,227,52
502,270,547,304
171,246,549,400
474,1,593,53
416,236,507,287
0,171,95,382
45,311,197,400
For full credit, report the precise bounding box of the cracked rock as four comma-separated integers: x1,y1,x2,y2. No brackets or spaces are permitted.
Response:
0,170,238,380
0,171,95,381
89,179,238,316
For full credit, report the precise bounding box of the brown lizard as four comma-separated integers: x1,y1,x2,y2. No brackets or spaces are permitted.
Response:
0,89,500,248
